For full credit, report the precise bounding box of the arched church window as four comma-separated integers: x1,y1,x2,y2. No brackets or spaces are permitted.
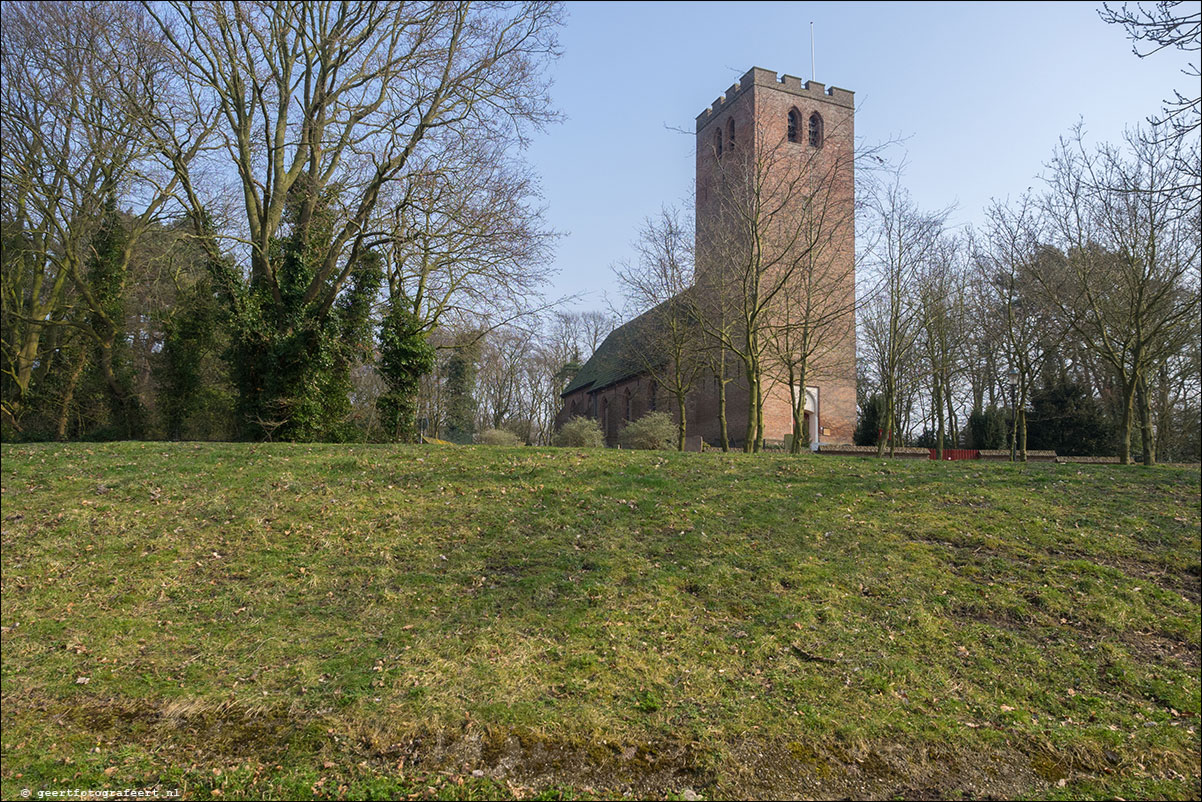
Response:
715,129,723,158
727,118,736,151
809,112,824,148
787,109,800,143
624,389,632,421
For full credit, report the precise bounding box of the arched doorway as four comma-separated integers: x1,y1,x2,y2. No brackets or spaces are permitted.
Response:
793,385,821,450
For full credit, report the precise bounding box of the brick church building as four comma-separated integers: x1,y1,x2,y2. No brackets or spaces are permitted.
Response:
556,67,858,449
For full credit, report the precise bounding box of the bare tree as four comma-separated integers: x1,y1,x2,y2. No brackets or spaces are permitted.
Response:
1,1,201,433
1039,125,1201,464
135,2,562,435
973,195,1055,461
476,326,534,434
761,167,859,453
1100,1,1201,202
544,309,618,372
612,207,705,450
860,175,950,456
518,338,565,445
916,233,970,458
695,111,858,452
145,0,560,303
383,138,558,335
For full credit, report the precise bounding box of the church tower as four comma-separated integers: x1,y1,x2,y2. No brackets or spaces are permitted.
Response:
555,67,858,450
693,68,858,447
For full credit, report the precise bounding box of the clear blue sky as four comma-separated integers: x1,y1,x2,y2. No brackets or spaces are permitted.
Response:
525,0,1198,309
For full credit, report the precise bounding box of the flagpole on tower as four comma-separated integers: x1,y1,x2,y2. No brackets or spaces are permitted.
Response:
810,21,816,82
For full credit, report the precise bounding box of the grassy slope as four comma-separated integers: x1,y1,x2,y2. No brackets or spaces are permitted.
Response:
1,442,1198,801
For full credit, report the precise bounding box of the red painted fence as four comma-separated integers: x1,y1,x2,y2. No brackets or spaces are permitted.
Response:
930,448,980,461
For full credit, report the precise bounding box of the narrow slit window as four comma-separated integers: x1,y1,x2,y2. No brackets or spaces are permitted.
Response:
727,118,736,151
715,130,723,158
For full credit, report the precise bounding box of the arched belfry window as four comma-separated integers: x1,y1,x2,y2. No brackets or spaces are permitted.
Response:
808,112,824,148
727,118,736,151
787,109,801,143
714,129,723,158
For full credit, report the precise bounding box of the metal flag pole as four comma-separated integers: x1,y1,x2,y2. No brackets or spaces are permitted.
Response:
810,21,815,82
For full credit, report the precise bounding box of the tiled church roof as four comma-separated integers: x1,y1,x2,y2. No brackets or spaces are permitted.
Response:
561,299,676,397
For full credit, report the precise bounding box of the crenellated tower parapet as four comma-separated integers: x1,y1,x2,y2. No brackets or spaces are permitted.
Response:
695,66,854,132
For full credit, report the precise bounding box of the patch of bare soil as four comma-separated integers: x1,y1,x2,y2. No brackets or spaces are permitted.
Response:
396,728,712,798
718,739,1045,801
1074,553,1200,605
18,696,1197,800
1119,630,1201,670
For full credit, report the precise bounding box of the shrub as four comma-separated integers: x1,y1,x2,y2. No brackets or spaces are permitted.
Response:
479,428,523,446
854,393,885,446
553,416,605,447
618,411,676,450
1026,380,1115,456
968,406,1008,450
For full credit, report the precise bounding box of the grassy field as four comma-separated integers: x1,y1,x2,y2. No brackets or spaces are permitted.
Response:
1,442,1198,801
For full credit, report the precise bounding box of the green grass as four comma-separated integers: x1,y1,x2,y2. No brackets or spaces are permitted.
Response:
1,442,1198,800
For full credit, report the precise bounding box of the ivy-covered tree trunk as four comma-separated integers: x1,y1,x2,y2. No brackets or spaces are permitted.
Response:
84,198,144,439
158,277,222,440
377,301,435,443
54,343,90,441
445,335,481,444
218,196,383,442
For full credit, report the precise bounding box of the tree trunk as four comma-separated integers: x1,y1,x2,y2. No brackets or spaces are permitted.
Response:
1137,374,1155,465
717,373,729,452
1018,380,1029,462
55,346,90,441
1154,364,1171,462
790,365,808,455
790,405,803,454
97,338,143,439
675,392,687,451
946,388,958,448
877,383,891,458
1118,379,1136,465
933,375,945,460
13,328,43,412
1018,408,1028,462
743,363,758,453
755,393,764,452
1009,390,1019,462
879,380,895,458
